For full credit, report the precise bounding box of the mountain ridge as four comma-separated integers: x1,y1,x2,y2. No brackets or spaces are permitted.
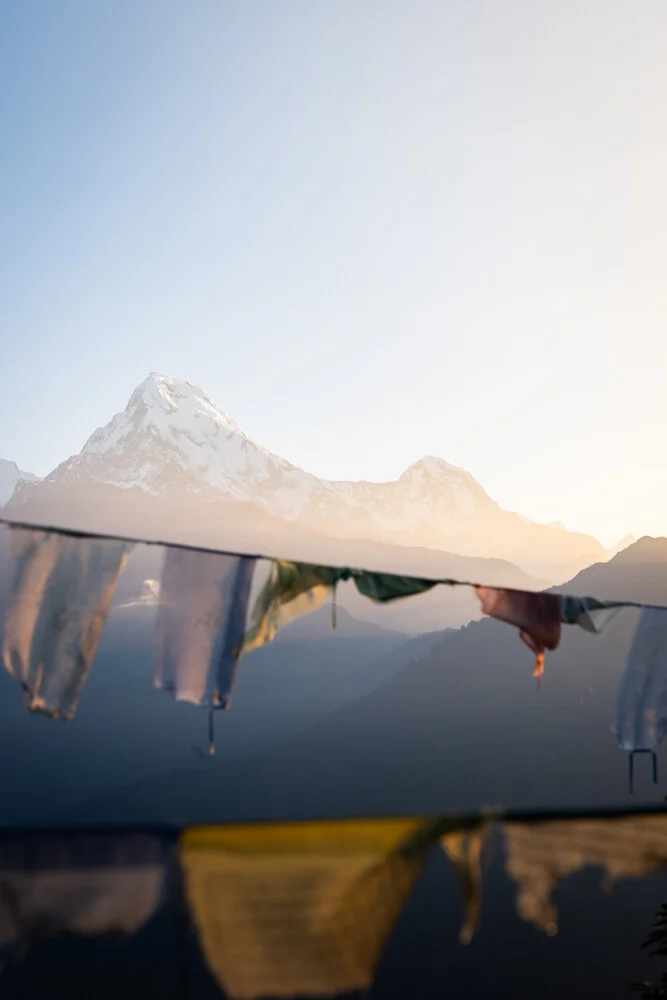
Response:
0,459,39,507
65,534,667,828
5,373,605,579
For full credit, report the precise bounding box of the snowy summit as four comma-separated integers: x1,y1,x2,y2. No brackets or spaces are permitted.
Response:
33,373,605,573
48,373,322,510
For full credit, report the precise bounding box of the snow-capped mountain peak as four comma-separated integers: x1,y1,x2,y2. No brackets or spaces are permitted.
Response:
85,374,252,457
399,455,491,490
47,374,321,508
11,372,607,576
129,373,248,438
400,455,466,478
394,455,494,516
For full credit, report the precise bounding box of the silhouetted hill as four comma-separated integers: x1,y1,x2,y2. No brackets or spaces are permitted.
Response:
75,537,667,826
273,604,404,640
0,596,413,826
561,536,667,600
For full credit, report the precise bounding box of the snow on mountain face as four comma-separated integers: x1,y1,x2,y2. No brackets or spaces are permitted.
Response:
309,456,496,539
49,374,325,513
47,376,496,530
0,459,39,506
39,373,605,570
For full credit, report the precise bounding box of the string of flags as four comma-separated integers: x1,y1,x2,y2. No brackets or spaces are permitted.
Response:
2,806,667,997
0,516,666,767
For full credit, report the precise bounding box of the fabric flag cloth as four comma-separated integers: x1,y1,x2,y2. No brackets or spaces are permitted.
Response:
354,571,440,603
1,528,131,720
179,817,436,1000
504,814,667,935
242,560,444,655
474,586,562,677
440,823,489,944
242,562,339,654
0,831,174,959
613,608,667,752
559,594,625,634
155,549,255,710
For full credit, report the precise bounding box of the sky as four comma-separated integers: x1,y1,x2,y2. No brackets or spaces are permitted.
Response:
1,1,667,546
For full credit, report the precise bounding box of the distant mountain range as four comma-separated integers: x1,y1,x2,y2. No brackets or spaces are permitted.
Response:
67,535,667,828
2,373,614,580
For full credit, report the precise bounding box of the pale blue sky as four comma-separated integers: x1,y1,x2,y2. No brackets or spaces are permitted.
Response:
2,1,667,544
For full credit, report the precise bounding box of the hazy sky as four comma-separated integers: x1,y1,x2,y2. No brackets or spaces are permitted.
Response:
2,1,666,546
